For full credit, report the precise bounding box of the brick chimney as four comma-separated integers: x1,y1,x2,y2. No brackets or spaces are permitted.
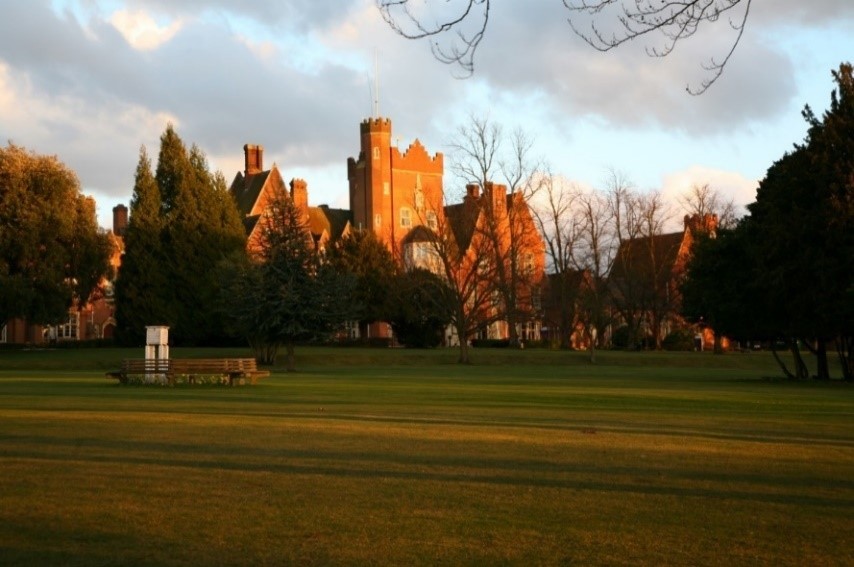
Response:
290,178,309,221
483,181,507,216
684,213,718,236
112,204,128,236
244,144,264,176
465,183,480,202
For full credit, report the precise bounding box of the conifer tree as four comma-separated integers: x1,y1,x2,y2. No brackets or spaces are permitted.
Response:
326,230,398,339
219,190,356,369
165,142,245,344
114,146,169,344
117,126,246,345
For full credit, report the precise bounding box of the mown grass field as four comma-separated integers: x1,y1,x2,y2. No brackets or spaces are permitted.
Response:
0,347,851,565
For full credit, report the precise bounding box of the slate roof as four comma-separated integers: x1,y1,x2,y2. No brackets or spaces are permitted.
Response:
229,170,272,217
308,205,352,241
609,231,685,282
443,200,480,252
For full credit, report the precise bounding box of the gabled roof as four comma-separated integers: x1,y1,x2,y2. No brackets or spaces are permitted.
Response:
609,231,685,281
229,170,272,217
444,200,480,252
243,214,261,238
309,205,352,242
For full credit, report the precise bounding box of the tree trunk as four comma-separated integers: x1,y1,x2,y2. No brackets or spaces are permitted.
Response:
507,314,520,347
251,338,278,366
456,322,471,364
770,343,796,380
286,340,296,372
559,310,573,350
838,336,853,382
815,338,830,380
588,328,597,364
789,339,809,380
713,333,723,355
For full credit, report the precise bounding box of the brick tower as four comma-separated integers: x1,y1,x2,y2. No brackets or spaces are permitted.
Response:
347,117,444,253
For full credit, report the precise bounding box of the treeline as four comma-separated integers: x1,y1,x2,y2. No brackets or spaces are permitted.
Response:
682,64,853,380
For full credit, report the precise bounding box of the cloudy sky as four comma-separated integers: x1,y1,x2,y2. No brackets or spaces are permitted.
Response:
1,0,852,229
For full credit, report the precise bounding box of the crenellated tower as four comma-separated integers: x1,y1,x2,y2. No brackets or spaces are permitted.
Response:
347,117,444,252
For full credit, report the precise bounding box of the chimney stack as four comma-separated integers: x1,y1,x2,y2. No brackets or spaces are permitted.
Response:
290,178,309,221
465,183,480,200
244,144,264,176
112,204,128,236
483,181,507,215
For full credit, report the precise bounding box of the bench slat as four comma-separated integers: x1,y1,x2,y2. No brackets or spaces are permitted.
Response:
107,358,268,385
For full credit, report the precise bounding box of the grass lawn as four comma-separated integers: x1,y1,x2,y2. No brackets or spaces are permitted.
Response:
0,347,851,565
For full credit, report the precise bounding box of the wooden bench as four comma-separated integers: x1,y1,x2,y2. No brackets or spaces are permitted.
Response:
106,358,270,386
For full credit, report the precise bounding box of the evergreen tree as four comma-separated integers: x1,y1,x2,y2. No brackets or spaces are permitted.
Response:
326,230,398,339
220,190,356,370
386,268,452,348
116,126,246,345
165,142,245,344
114,146,169,344
683,63,854,380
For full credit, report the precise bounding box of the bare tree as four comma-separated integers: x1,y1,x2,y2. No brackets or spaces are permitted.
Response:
606,174,678,349
573,185,617,359
531,173,585,349
678,183,740,229
565,0,752,94
415,193,501,363
377,0,490,77
636,191,676,349
377,0,751,92
448,114,545,346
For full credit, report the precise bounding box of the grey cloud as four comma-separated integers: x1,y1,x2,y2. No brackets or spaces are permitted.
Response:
468,2,797,134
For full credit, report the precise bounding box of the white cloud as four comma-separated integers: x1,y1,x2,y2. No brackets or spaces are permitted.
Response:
109,9,183,51
659,165,758,229
234,34,278,61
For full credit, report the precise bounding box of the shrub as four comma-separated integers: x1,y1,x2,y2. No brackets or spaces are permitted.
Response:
610,326,631,349
662,330,695,351
471,339,510,348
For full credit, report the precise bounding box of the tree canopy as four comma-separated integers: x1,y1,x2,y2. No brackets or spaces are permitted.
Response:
219,190,357,370
326,229,398,339
683,63,854,379
0,143,111,329
114,125,246,345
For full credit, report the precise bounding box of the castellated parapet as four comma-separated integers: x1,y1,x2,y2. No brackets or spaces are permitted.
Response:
391,139,443,174
360,117,392,133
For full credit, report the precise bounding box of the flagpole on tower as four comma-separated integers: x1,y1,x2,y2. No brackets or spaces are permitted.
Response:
373,48,380,118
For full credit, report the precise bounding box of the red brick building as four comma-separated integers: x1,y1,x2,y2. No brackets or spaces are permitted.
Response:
230,117,546,343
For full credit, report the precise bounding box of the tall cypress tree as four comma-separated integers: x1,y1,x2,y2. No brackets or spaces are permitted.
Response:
117,126,247,345
166,143,246,344
114,146,169,344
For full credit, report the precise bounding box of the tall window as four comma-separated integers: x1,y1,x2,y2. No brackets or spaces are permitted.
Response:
426,210,437,230
374,214,382,228
373,147,380,160
383,181,390,195
58,313,79,340
400,208,411,228
414,186,424,211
